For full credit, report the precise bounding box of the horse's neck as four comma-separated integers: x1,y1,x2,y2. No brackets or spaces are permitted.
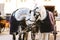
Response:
14,9,30,21
30,12,35,21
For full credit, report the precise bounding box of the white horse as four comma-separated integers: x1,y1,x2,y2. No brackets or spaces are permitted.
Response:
26,5,54,40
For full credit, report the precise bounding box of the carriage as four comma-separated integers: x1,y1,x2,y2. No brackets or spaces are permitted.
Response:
0,16,6,33
0,16,10,33
45,6,58,40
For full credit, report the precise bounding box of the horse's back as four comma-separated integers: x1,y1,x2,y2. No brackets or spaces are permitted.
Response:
39,10,54,33
10,8,30,35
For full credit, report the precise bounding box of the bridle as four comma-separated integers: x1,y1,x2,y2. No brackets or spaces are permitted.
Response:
29,7,41,22
34,7,41,21
26,7,41,25
25,7,41,31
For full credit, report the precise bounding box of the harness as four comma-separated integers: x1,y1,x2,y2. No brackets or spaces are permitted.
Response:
25,7,41,29
34,8,41,22
27,7,41,22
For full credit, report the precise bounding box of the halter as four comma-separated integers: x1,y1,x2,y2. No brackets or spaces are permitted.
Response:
30,7,41,22
34,7,41,21
26,7,41,22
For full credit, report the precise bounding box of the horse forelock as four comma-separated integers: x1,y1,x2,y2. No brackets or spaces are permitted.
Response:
35,6,47,21
32,7,41,21
29,6,47,23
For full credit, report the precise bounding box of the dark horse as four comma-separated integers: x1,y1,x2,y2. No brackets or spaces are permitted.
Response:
27,6,55,40
10,8,31,40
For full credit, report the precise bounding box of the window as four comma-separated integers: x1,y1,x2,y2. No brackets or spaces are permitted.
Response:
6,0,11,2
20,0,26,2
45,0,51,1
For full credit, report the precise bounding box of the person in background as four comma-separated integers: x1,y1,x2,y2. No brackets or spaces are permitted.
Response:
53,10,58,40
53,10,58,17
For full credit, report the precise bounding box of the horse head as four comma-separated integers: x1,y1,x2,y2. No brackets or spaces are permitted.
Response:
29,6,46,24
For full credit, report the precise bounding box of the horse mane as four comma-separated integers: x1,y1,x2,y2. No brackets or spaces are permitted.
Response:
12,9,19,16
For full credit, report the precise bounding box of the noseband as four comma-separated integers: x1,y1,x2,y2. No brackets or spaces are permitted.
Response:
33,7,41,22
26,7,41,22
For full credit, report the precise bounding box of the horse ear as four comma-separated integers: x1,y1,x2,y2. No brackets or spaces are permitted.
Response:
29,10,31,13
36,7,39,9
34,7,39,10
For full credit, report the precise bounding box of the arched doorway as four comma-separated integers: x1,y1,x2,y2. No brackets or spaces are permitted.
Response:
45,6,55,12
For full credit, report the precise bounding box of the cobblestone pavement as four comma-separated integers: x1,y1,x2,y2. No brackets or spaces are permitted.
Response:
0,29,60,40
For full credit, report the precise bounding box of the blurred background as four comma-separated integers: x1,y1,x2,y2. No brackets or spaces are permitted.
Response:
0,0,60,40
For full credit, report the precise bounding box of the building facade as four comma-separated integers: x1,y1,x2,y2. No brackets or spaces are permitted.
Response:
0,0,60,16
